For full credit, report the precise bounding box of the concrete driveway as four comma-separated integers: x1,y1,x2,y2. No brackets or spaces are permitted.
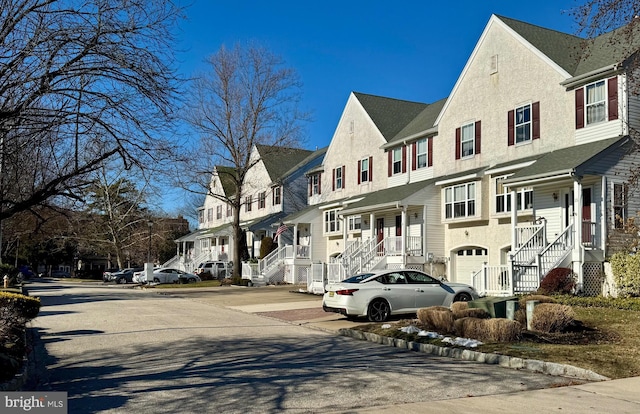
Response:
27,281,577,413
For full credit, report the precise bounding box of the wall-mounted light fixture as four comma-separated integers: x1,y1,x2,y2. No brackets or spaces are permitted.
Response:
414,212,418,219
552,192,558,201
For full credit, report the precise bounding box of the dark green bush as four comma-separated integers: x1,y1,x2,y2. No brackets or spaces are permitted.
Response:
0,292,41,320
610,253,640,297
259,236,276,259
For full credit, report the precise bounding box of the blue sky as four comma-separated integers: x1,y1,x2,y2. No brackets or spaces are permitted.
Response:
175,0,581,153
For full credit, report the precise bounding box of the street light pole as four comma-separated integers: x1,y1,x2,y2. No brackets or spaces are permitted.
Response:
147,220,153,264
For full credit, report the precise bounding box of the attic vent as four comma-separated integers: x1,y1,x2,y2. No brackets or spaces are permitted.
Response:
490,54,498,74
349,120,354,134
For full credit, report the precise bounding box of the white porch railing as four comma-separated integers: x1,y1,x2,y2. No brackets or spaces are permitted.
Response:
296,245,310,258
511,222,546,267
471,264,511,297
258,245,289,274
538,223,574,277
327,262,346,284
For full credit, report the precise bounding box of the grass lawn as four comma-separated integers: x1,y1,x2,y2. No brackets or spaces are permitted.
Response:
354,299,640,380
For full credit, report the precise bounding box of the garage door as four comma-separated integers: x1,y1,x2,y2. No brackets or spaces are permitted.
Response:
454,248,487,286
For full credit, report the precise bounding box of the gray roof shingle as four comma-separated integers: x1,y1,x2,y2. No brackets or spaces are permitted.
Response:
353,92,428,141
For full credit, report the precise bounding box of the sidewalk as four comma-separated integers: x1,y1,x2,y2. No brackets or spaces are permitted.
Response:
159,285,640,413
340,376,640,413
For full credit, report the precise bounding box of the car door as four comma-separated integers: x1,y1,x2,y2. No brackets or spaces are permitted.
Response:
377,272,415,313
405,271,449,308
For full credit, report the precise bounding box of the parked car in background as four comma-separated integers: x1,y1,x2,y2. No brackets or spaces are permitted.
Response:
194,261,233,280
322,269,479,322
102,268,120,282
105,267,143,284
133,267,199,284
50,269,71,278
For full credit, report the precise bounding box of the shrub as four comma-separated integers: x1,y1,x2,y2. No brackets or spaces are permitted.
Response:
0,292,41,320
454,317,522,342
417,307,454,334
516,295,556,326
537,267,576,295
487,319,523,342
259,236,276,259
450,301,468,312
530,303,576,333
610,253,640,297
453,317,485,339
452,308,491,320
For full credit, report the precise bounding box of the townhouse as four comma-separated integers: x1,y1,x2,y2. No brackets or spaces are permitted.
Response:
168,144,325,273
283,14,640,296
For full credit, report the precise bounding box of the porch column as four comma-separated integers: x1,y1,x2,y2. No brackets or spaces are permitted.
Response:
573,178,584,290
601,176,607,252
510,188,517,248
401,207,407,266
293,224,298,258
215,236,220,260
422,204,428,258
342,214,348,246
369,212,375,241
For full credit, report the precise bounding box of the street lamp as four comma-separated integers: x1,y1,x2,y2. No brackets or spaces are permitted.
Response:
147,220,153,264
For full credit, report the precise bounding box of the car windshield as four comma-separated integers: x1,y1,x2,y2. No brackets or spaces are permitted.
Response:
342,273,375,283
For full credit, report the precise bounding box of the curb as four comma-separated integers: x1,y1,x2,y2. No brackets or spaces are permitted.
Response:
338,328,610,382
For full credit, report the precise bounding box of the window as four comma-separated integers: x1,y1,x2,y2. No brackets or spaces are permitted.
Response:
359,157,370,183
272,186,281,205
258,192,266,209
613,183,627,229
311,174,320,195
392,148,402,174
495,176,533,213
348,216,361,232
324,209,341,233
461,123,475,157
214,206,220,220
198,210,204,224
445,182,476,219
245,195,252,212
333,166,344,190
416,139,427,169
515,104,531,143
226,204,232,217
586,80,606,125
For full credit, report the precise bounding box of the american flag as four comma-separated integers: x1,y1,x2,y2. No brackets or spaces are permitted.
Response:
274,223,288,240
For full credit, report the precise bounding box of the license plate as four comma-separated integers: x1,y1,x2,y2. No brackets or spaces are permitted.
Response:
329,291,334,297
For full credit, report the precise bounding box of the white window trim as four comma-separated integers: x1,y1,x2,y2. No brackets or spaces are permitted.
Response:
461,122,475,158
515,103,531,144
312,174,320,195
443,181,479,221
493,175,533,216
347,216,361,233
416,138,427,169
360,158,370,183
392,148,402,175
585,79,606,126
324,208,342,235
335,167,343,190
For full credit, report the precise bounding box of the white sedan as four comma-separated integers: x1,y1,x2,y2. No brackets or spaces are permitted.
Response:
133,268,201,284
322,269,479,322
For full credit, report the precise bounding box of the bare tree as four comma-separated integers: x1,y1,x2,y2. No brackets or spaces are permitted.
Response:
183,43,308,277
0,0,183,222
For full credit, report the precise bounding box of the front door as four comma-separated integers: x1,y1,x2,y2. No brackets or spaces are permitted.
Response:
395,215,402,253
376,218,384,255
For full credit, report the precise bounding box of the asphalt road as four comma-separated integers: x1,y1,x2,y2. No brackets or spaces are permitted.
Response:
26,281,577,413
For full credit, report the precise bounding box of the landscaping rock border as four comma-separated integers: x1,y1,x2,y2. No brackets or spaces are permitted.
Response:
338,328,610,382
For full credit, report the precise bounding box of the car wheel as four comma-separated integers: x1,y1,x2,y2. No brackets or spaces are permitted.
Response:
117,278,127,284
454,292,473,302
367,299,390,322
188,278,196,283
153,277,160,284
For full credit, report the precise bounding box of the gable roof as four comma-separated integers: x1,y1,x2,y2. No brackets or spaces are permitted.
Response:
353,92,428,141
498,14,640,77
340,180,437,215
504,136,627,186
215,166,237,197
386,98,447,146
256,145,313,182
